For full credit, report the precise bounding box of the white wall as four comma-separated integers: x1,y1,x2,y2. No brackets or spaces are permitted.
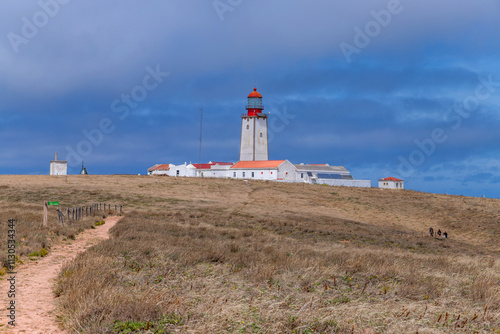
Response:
296,171,312,182
200,165,232,178
315,179,371,188
50,161,67,176
254,117,268,161
167,163,194,177
295,168,350,183
231,168,278,180
151,170,169,175
378,181,404,189
239,116,269,161
277,160,297,182
240,117,254,161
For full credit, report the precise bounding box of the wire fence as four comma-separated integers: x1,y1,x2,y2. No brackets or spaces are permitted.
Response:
43,203,123,226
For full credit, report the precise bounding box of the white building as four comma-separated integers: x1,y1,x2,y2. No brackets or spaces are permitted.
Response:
379,177,404,189
295,164,350,183
157,162,234,178
50,152,67,176
197,162,234,178
295,164,371,187
147,164,171,175
230,160,296,182
147,160,371,187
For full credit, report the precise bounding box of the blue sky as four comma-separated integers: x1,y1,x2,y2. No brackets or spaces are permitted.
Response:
0,1,499,198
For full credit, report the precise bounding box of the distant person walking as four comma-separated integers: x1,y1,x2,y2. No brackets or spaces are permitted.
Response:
437,229,442,237
429,227,434,237
443,231,448,239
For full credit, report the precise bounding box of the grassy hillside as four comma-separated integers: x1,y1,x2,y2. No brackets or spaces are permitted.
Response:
0,175,499,333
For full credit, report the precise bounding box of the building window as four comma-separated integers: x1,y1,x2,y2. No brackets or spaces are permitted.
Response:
301,173,304,179
251,172,254,177
246,125,249,129
176,170,179,176
243,172,245,177
233,172,236,177
260,132,263,138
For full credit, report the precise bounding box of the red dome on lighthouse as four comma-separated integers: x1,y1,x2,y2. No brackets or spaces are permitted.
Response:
248,88,262,98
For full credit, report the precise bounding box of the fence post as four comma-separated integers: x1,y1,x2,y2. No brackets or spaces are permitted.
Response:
120,205,123,214
67,208,70,221
57,208,65,225
72,208,75,221
42,202,48,227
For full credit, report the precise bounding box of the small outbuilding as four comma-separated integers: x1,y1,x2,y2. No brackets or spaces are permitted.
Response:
50,152,67,176
378,177,404,189
147,164,171,175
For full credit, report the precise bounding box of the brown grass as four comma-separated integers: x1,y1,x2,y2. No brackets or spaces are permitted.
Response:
0,175,499,333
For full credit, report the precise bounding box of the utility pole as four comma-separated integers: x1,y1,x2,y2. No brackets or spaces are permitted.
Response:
199,108,203,180
199,108,203,166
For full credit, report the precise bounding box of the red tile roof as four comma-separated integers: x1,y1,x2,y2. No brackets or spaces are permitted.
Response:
148,164,170,171
192,163,214,169
148,164,160,172
379,177,403,181
231,160,286,169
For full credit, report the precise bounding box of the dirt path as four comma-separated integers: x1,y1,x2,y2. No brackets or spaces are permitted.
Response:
0,216,122,334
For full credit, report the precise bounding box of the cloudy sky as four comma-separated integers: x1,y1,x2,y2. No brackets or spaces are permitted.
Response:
0,1,499,197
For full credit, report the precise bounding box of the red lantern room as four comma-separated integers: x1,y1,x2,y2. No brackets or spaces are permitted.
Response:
246,88,264,116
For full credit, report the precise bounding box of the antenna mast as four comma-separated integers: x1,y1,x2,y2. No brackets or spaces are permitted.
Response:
199,108,203,175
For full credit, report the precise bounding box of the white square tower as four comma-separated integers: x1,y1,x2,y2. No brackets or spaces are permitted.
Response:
239,88,269,161
50,152,68,175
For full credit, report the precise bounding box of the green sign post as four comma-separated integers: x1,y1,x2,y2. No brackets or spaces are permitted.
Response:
47,202,60,206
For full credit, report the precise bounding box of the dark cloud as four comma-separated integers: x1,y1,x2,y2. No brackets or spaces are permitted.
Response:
0,1,499,197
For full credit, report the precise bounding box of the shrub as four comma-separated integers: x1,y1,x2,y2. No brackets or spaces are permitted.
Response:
95,220,106,227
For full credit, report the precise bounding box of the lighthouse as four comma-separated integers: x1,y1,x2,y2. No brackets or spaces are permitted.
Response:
239,88,269,161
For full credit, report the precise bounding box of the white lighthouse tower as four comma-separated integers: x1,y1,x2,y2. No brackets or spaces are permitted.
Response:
239,88,269,161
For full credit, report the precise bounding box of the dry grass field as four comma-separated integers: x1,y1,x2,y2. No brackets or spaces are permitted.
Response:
0,175,499,333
